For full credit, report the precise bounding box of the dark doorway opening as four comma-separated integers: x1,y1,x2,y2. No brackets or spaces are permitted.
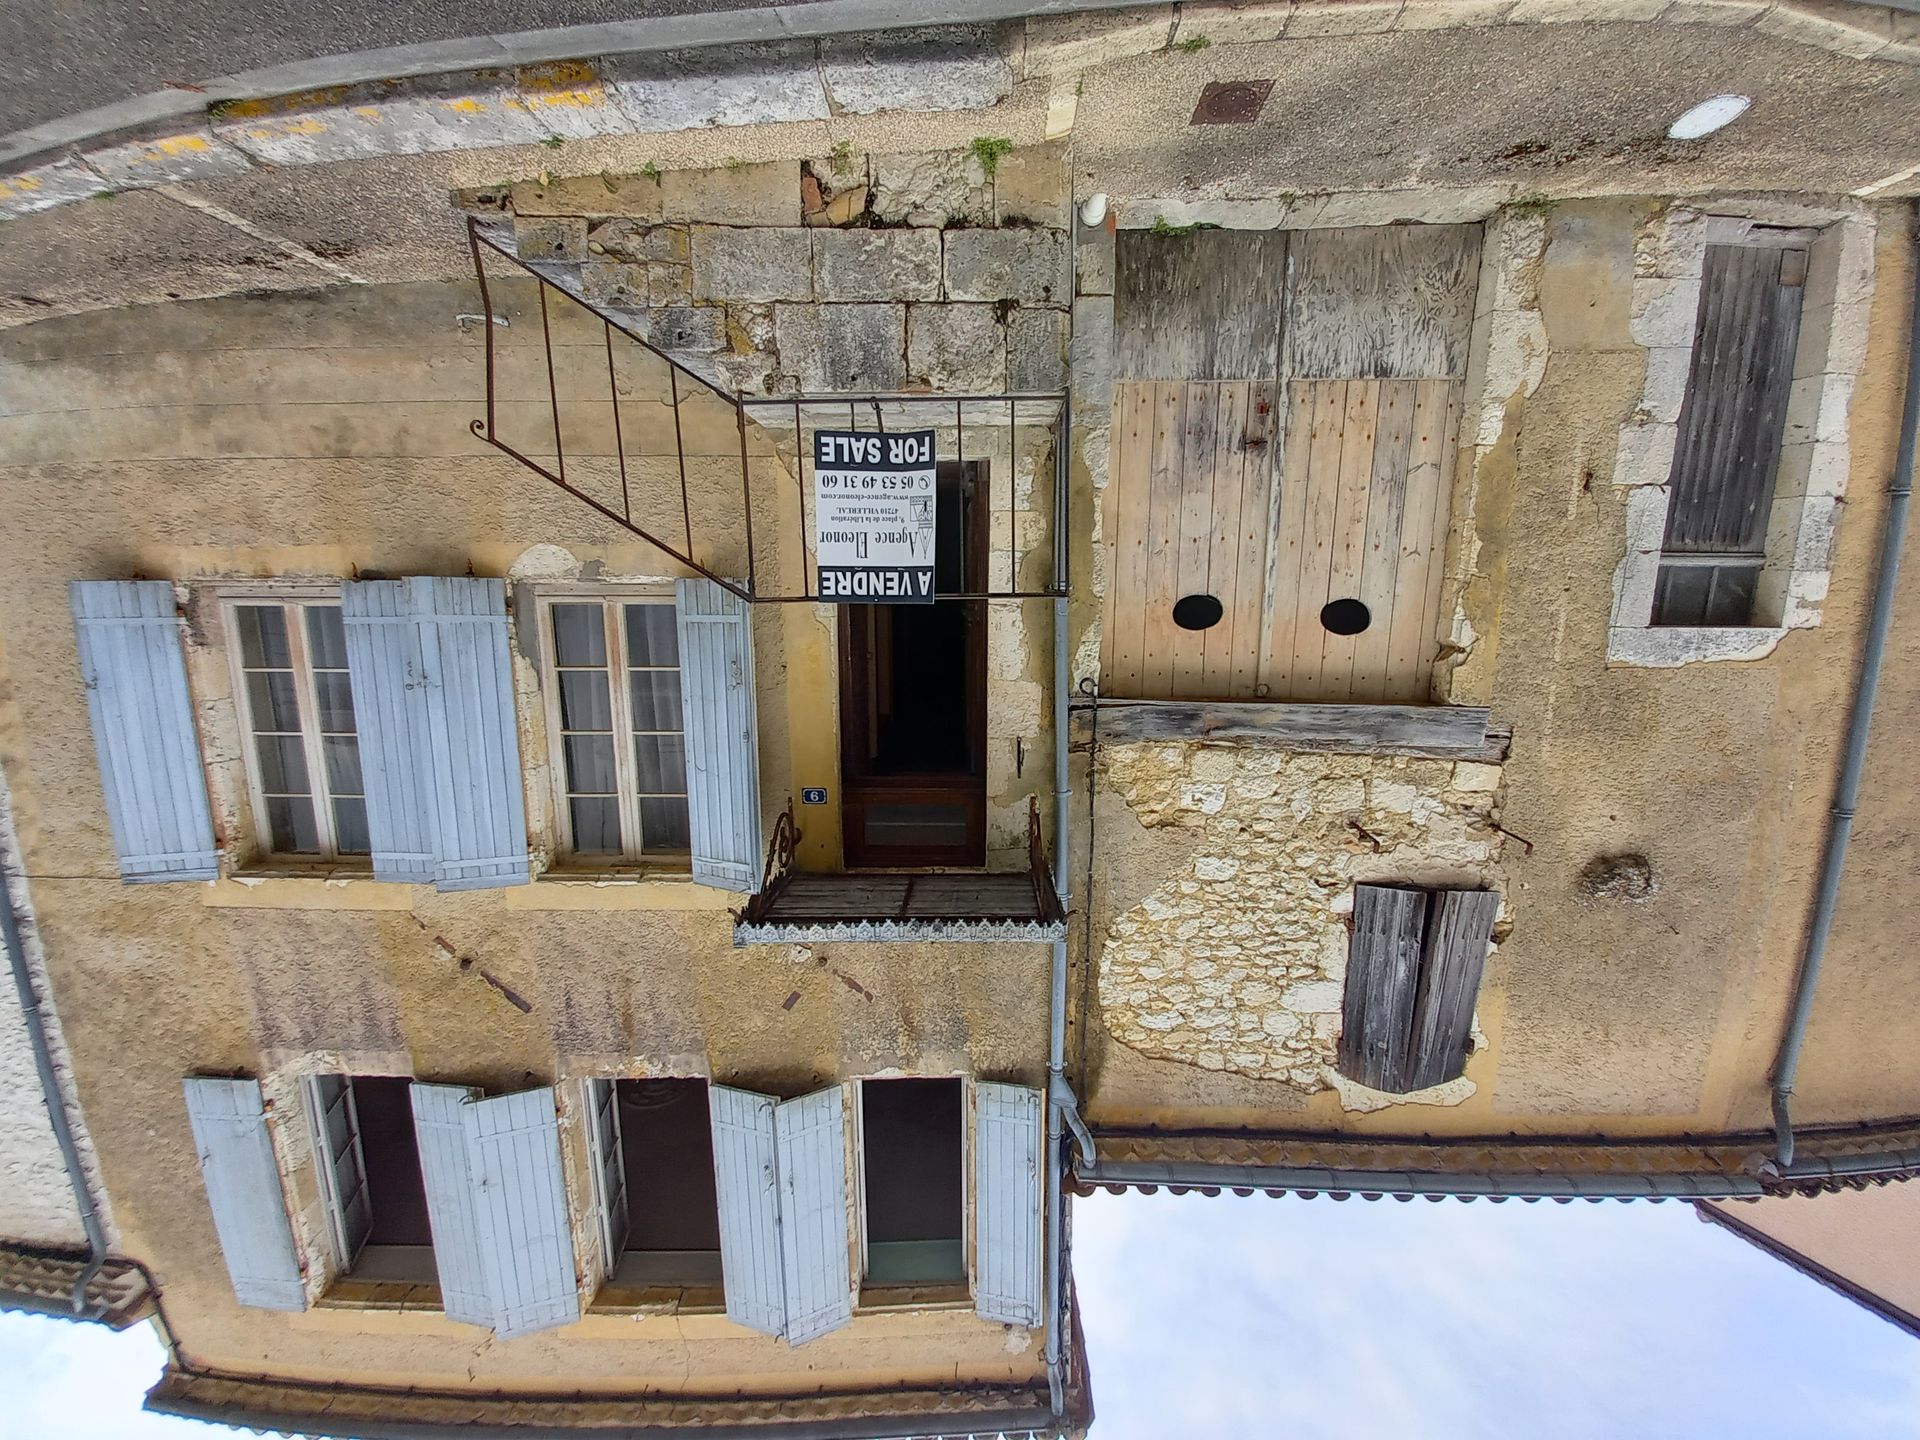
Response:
838,461,988,868
612,1078,722,1290
860,1078,966,1288
348,1075,435,1281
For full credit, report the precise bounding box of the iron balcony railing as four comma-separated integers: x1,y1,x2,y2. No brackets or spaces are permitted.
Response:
466,217,1069,606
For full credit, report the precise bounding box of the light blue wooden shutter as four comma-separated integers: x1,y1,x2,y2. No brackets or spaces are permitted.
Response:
71,582,217,882
674,580,763,893
464,1087,581,1338
411,578,530,890
181,1077,305,1312
775,1086,852,1345
708,1084,787,1338
973,1082,1043,1328
409,1082,493,1326
340,581,437,883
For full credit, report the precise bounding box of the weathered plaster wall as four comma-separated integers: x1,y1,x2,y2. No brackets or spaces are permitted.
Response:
0,280,1051,1392
1076,195,1919,1147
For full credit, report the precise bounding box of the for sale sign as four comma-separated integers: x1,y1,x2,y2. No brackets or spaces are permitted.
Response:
812,429,937,604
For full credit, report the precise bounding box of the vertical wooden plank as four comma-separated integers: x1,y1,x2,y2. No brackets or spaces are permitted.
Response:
1103,383,1156,697
708,1084,787,1339
1336,886,1428,1092
1229,381,1277,700
1405,890,1500,1091
775,1086,852,1345
973,1082,1043,1329
1311,380,1380,700
181,1077,307,1312
1199,382,1249,698
409,1081,494,1327
1413,384,1462,698
465,1087,581,1338
1172,382,1220,697
341,580,439,883
675,579,763,892
1350,379,1416,702
1140,383,1188,698
1260,380,1315,700
1113,230,1287,380
1384,381,1451,698
1285,381,1351,698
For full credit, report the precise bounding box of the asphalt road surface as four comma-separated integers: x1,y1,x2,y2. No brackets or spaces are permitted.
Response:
0,0,812,136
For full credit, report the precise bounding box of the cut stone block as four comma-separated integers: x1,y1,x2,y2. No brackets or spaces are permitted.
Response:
945,228,1070,304
812,229,942,301
907,303,1008,391
514,216,589,264
993,143,1071,228
1010,308,1069,391
691,227,813,302
510,172,663,218
588,219,689,263
776,303,907,391
660,161,800,226
819,25,1015,115
84,122,251,190
871,151,993,227
604,41,829,131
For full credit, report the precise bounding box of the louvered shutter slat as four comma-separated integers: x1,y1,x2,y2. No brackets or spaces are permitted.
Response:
71,582,217,882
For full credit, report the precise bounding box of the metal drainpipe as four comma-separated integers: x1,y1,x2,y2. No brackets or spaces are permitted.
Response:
1043,392,1073,1418
0,814,110,1313
1770,221,1920,1169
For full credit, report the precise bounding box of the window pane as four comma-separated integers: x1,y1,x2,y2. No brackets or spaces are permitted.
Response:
638,797,691,853
570,796,622,854
313,672,357,735
305,605,349,670
629,671,683,732
563,734,617,795
332,797,371,855
266,796,321,854
1704,564,1759,626
236,605,291,669
633,734,687,795
559,670,613,732
246,671,302,732
625,604,679,667
324,735,364,796
552,603,607,667
255,734,310,794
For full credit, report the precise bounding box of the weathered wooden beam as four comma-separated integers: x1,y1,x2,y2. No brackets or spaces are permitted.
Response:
1070,699,1509,761
1404,889,1500,1092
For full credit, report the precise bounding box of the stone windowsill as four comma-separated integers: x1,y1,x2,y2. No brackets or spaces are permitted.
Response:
1606,625,1790,668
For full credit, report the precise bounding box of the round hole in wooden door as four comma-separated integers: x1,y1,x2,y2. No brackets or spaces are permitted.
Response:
1320,598,1371,635
1173,594,1225,631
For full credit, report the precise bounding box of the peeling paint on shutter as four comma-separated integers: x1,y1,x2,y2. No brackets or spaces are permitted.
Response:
181,1077,305,1312
411,577,530,890
71,582,217,882
339,581,438,883
675,579,763,893
463,1087,581,1338
1405,889,1500,1092
708,1084,786,1339
408,1082,493,1327
775,1086,852,1345
973,1082,1043,1328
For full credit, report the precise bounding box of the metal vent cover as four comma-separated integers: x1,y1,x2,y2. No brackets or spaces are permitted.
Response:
1192,79,1275,125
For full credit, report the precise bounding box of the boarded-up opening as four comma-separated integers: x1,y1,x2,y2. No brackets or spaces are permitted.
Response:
1102,224,1479,703
1337,885,1499,1094
860,1078,965,1288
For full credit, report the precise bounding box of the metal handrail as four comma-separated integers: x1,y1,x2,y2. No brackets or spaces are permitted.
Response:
466,217,1068,605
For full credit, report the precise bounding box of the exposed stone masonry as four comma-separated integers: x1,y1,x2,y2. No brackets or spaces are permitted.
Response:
1098,741,1506,1095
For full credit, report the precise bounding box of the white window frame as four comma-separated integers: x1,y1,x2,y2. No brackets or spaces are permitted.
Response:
853,1075,972,1301
303,1073,371,1273
221,587,369,864
534,587,691,867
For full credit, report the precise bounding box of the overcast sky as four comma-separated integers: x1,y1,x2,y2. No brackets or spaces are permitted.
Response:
2,1193,1916,1439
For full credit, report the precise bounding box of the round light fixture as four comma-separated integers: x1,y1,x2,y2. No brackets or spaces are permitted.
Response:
1668,94,1751,141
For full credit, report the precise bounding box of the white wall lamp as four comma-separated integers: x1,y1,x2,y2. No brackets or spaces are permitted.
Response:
1668,94,1752,141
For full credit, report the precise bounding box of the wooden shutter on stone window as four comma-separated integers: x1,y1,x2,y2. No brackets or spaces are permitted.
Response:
464,1087,581,1338
181,1077,307,1313
70,581,218,883
1338,885,1496,1094
675,579,763,893
408,1082,495,1327
586,1079,629,1278
973,1082,1044,1329
340,581,439,883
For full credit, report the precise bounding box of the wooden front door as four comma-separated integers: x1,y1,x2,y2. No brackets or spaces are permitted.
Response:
837,461,987,868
